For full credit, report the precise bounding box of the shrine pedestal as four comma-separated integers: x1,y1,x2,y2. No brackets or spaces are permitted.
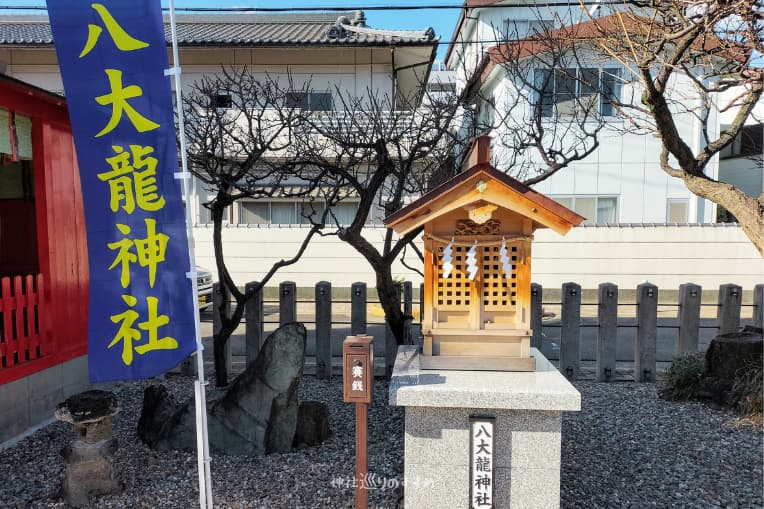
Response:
389,346,580,509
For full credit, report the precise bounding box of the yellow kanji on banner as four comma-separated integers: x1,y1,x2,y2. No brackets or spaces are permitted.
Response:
98,144,166,214
95,69,160,137
79,3,149,58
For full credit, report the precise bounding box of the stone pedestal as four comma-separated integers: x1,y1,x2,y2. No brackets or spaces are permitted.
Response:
389,346,580,509
55,390,121,507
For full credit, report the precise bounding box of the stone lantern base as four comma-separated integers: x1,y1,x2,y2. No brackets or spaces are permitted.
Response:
55,390,122,507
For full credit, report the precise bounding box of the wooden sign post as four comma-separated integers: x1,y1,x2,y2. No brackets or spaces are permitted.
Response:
343,335,374,509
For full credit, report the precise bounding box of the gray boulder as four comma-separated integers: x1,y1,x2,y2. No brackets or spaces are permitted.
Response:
138,322,306,455
699,326,763,413
293,400,331,449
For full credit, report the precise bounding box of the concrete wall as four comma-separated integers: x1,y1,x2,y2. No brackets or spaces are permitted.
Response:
0,356,89,445
530,224,762,289
192,223,763,290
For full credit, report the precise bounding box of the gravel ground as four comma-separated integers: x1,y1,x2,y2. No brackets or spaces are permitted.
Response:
1,376,761,509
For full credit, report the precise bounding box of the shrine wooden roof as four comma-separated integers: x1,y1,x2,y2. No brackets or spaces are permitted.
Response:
385,138,585,236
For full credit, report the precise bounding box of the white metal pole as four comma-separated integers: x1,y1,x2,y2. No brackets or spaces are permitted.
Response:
166,1,213,508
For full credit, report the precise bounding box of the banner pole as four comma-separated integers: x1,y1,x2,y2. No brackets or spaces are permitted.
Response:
166,1,213,508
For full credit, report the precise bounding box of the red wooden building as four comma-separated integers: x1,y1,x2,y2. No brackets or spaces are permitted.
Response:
0,74,89,442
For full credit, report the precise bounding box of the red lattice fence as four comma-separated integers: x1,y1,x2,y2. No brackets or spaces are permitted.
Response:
0,274,48,382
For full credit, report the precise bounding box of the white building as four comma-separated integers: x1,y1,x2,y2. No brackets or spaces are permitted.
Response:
444,0,761,225
0,10,438,227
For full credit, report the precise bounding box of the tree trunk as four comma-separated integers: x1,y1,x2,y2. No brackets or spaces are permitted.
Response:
643,69,763,257
207,190,314,386
213,334,228,387
699,327,763,412
338,227,408,345
681,173,764,257
375,268,406,346
212,293,247,387
210,199,247,387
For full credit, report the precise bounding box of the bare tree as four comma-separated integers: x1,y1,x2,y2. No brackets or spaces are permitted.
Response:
593,1,763,253
460,17,620,185
286,46,631,346
196,64,622,349
578,1,762,252
183,68,330,386
456,2,763,254
192,29,732,356
286,85,467,345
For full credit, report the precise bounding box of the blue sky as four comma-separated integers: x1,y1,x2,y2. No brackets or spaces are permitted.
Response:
4,0,462,60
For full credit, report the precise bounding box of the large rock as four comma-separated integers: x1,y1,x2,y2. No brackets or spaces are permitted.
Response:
699,326,762,411
138,322,307,455
704,327,763,380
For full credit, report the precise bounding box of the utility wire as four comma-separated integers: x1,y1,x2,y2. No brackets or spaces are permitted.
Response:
0,2,613,12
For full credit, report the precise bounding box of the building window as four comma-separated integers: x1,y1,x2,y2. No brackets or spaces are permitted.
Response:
552,195,618,225
599,69,620,117
666,199,689,223
502,19,553,40
240,202,268,224
719,123,763,159
479,96,497,130
210,92,232,109
237,200,358,225
533,68,621,118
0,108,38,277
285,91,333,112
0,108,33,160
327,202,358,225
198,201,231,224
427,82,456,93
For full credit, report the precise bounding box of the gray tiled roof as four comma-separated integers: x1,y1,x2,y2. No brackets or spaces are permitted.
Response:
0,12,437,47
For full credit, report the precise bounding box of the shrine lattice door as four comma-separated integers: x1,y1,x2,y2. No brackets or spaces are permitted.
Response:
432,240,521,330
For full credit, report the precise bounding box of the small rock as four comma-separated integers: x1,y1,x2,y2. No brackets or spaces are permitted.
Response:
293,400,331,449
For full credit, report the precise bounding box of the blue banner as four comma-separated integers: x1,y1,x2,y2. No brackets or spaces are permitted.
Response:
47,0,196,382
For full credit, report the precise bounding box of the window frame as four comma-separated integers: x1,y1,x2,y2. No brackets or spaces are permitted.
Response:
427,82,456,93
666,198,690,223
501,18,554,40
237,198,360,226
533,67,622,119
719,123,763,160
550,195,619,225
211,91,233,109
285,90,334,112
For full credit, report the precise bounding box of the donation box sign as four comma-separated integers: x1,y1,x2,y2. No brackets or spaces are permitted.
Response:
47,0,195,382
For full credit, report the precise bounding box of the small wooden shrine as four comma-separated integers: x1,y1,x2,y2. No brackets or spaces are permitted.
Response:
385,136,584,371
